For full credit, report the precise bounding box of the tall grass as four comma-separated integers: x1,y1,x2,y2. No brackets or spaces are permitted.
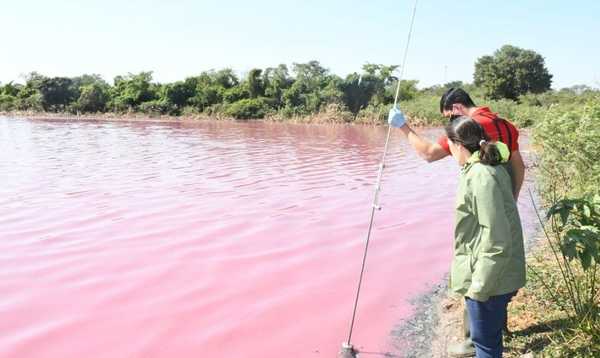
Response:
527,98,600,354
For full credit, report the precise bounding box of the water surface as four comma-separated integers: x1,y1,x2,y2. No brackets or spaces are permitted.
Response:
0,117,536,357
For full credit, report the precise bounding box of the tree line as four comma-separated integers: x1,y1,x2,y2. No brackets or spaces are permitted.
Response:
0,45,593,120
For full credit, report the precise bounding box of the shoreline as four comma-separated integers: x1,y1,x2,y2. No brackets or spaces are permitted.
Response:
392,278,449,357
394,247,542,357
0,110,443,128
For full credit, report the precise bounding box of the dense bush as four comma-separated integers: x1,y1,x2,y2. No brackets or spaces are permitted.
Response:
533,99,600,197
76,83,109,113
138,99,176,116
0,94,16,111
224,98,269,119
529,98,600,353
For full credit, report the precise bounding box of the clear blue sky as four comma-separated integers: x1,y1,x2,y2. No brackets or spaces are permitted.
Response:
1,0,598,89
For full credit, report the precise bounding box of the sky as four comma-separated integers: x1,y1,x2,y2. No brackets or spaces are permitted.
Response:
1,0,598,89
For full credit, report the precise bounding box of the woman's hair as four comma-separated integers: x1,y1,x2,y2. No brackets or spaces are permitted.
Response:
445,116,502,166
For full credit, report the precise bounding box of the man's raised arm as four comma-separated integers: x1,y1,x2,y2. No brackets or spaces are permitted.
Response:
388,107,450,163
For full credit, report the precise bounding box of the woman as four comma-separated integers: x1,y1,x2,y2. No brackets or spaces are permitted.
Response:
446,116,526,358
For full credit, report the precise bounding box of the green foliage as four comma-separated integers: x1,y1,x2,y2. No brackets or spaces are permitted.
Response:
321,76,344,106
245,68,264,98
224,98,269,119
1,55,597,125
528,98,600,349
0,94,17,111
533,100,600,197
547,197,600,271
15,85,44,111
180,105,201,117
341,73,375,114
398,95,444,125
340,64,402,115
474,45,553,100
76,83,109,113
23,72,46,90
390,79,419,102
262,64,291,108
222,86,249,104
185,69,240,111
280,61,333,114
1,81,22,97
161,81,195,109
191,85,224,110
138,99,176,115
35,77,78,111
210,69,239,89
111,72,156,110
355,103,388,124
530,195,600,343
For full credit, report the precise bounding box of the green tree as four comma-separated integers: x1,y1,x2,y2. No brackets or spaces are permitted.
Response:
387,79,419,102
0,94,16,111
16,88,44,111
282,61,334,113
77,83,109,113
24,72,47,90
188,69,240,111
262,64,291,108
225,98,268,119
211,69,238,89
111,72,156,111
474,45,553,100
245,69,264,98
222,86,250,103
36,77,78,111
341,73,376,114
161,81,195,108
321,76,344,105
70,74,108,99
339,64,401,114
363,63,398,104
1,81,23,97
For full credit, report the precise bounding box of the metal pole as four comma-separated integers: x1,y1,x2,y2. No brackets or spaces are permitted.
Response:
343,0,419,350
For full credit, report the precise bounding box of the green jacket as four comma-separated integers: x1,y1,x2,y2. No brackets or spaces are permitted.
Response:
451,154,526,302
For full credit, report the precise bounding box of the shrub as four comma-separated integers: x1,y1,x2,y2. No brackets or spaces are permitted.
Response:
398,94,445,126
0,94,16,111
533,100,600,198
224,98,269,119
138,99,176,116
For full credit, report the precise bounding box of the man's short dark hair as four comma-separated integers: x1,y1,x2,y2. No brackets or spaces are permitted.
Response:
439,88,476,113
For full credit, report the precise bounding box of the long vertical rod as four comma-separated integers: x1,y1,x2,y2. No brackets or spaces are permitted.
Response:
345,0,419,346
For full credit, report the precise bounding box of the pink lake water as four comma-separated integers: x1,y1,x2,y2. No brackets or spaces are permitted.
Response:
0,117,537,357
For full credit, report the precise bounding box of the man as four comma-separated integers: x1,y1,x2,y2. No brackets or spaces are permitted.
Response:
387,88,526,357
389,88,525,200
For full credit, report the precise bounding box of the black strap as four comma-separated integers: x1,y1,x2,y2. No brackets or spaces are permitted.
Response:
493,116,514,160
500,118,513,152
493,118,504,143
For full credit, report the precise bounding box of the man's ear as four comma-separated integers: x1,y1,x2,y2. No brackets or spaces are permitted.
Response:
453,103,465,115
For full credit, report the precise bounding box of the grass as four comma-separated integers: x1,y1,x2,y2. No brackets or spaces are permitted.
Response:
504,241,600,357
